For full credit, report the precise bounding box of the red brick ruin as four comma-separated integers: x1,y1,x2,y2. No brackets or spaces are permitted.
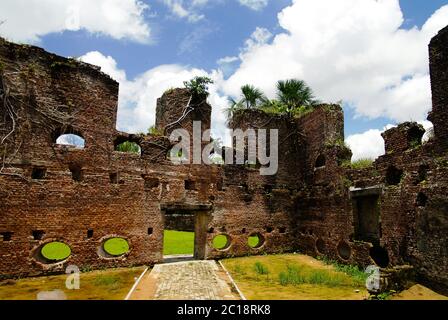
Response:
1,26,447,295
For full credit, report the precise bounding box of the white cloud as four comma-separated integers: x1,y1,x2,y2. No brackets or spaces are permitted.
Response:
346,129,386,162
223,0,448,124
80,51,229,144
243,27,273,52
217,56,239,65
239,0,269,11
161,0,205,23
79,51,126,83
346,120,435,161
0,0,151,44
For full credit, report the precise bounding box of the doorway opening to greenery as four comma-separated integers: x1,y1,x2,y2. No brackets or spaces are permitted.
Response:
163,230,195,256
161,203,212,260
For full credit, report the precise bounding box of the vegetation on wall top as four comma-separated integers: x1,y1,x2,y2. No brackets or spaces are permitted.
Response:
226,79,320,120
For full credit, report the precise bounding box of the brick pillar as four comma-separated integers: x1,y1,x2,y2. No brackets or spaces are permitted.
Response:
428,25,448,148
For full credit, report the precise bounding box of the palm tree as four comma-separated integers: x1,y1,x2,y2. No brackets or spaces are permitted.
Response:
225,97,243,121
240,84,267,109
276,79,319,116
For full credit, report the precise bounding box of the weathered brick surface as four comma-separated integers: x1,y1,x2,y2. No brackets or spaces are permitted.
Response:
0,25,447,294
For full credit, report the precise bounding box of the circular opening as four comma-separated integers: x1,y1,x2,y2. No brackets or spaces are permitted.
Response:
337,241,351,260
316,238,326,254
103,238,130,257
369,246,389,268
212,234,230,250
248,233,265,249
40,242,71,263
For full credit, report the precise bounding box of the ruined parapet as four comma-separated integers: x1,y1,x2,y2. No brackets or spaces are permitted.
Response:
0,37,120,168
428,25,448,149
296,104,350,184
367,265,415,297
228,109,305,187
381,122,425,155
155,88,211,138
155,88,212,162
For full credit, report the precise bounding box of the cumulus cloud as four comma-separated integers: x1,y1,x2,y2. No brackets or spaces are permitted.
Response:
346,120,435,161
239,0,269,11
223,0,448,124
346,129,386,162
0,0,151,43
80,52,229,144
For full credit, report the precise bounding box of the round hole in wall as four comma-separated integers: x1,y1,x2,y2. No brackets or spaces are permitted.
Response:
316,238,326,254
337,240,351,260
248,233,265,249
40,242,71,263
103,237,130,257
369,246,389,268
212,234,230,250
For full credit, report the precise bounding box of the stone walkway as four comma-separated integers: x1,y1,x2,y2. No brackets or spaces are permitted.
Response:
129,260,240,300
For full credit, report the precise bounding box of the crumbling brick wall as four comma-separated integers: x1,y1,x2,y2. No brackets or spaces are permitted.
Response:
0,24,447,295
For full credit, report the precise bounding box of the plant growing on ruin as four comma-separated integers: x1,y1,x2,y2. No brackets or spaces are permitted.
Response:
148,125,163,136
183,76,214,98
350,158,374,169
275,79,319,117
240,85,267,109
225,84,267,120
116,141,141,154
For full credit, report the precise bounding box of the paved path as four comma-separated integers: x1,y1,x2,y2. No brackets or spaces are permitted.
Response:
129,260,239,300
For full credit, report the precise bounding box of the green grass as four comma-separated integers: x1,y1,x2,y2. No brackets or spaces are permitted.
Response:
163,230,194,255
350,158,374,169
316,256,368,284
0,267,145,300
254,262,270,275
248,235,260,248
222,254,369,300
41,242,71,261
213,234,228,249
103,238,129,256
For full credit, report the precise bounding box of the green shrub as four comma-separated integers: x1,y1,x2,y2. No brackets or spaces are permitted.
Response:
184,76,213,97
254,262,269,275
148,126,163,136
116,141,141,154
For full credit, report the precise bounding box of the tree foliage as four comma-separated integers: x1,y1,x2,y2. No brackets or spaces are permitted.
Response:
184,76,214,97
226,79,320,120
116,141,141,154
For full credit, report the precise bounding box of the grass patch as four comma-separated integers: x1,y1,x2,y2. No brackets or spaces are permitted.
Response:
0,267,145,300
213,234,228,250
316,256,368,285
254,262,270,275
41,242,71,261
222,254,369,300
163,230,194,255
248,235,260,248
103,238,129,256
350,158,374,170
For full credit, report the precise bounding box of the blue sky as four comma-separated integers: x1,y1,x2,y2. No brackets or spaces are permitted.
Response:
1,0,447,160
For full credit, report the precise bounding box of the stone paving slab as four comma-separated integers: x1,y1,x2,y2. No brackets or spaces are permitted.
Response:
129,260,239,300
